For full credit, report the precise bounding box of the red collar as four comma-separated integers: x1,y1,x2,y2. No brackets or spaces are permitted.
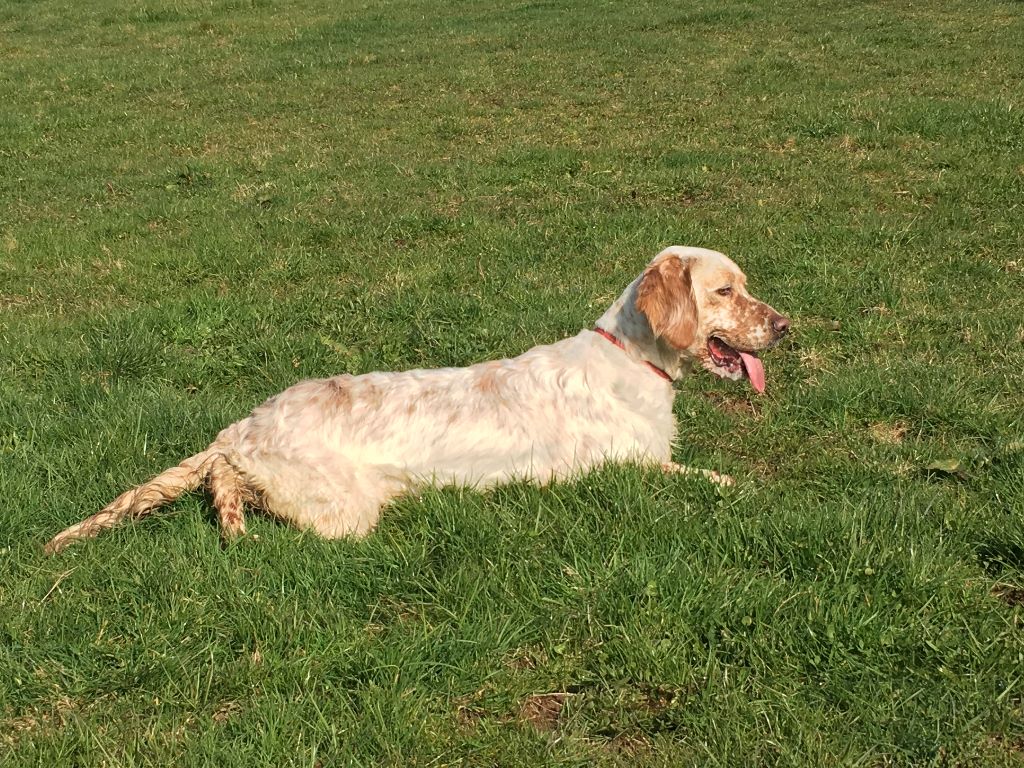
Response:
592,327,673,381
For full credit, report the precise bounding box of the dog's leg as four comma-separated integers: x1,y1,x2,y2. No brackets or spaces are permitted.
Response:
301,487,390,539
661,461,734,487
239,460,401,540
208,455,247,541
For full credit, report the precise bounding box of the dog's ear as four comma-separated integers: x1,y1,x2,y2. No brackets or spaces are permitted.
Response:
636,256,698,349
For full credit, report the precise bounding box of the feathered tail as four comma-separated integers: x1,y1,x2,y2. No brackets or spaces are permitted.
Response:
44,448,217,555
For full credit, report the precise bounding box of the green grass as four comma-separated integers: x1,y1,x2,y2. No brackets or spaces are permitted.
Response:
2,0,1023,764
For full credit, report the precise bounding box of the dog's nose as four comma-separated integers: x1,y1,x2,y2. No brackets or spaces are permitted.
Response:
771,314,790,336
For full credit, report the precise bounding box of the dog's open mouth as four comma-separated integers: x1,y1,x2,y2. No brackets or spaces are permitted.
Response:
708,336,766,393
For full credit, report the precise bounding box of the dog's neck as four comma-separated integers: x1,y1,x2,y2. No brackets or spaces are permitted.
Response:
595,277,692,381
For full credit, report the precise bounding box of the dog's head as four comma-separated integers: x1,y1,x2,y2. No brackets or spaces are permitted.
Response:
634,246,789,392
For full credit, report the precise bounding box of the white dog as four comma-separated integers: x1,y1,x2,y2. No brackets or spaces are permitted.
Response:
45,246,789,554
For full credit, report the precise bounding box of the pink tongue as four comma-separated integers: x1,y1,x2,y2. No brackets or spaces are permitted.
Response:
738,351,765,394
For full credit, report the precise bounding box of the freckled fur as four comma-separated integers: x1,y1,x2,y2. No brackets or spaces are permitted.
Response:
44,246,787,554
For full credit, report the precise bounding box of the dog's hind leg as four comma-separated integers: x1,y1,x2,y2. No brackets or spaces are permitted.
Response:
208,454,248,541
249,461,404,540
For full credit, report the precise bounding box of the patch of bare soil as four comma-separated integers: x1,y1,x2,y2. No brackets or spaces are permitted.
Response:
518,692,572,731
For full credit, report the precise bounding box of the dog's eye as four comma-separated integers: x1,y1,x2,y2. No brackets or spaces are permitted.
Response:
716,286,733,297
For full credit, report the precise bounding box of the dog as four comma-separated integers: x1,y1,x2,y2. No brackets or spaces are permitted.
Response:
45,246,789,554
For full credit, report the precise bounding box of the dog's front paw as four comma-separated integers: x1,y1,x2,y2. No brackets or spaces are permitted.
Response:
660,461,734,487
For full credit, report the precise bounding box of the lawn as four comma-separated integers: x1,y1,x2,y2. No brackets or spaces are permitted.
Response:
2,0,1023,764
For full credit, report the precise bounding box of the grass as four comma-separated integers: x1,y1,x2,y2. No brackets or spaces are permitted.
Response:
2,0,1023,764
